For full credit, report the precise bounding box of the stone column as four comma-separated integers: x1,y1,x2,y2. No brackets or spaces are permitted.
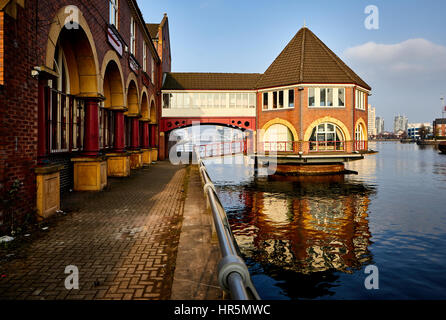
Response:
106,109,131,178
72,96,107,191
83,99,100,156
114,111,125,153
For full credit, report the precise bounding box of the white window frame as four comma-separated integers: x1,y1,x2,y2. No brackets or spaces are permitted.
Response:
151,56,155,84
110,0,119,29
355,89,366,110
308,87,346,108
143,43,147,72
130,17,136,55
262,89,295,111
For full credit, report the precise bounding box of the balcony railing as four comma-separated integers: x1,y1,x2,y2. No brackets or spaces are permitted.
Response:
260,140,368,154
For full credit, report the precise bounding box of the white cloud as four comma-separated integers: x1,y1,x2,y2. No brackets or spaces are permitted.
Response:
344,38,446,75
343,39,446,125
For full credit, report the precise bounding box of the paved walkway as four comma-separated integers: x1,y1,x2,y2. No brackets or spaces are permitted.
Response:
0,162,187,300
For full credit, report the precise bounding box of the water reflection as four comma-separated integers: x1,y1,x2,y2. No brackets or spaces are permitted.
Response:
219,174,376,298
208,142,446,299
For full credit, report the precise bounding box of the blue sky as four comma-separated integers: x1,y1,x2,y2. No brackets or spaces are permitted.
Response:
139,0,446,130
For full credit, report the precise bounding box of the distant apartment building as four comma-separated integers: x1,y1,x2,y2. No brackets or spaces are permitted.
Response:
368,105,376,136
394,115,408,133
433,118,446,138
408,123,432,139
376,117,385,135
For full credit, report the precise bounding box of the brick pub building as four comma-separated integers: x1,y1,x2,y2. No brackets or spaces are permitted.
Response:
0,0,171,233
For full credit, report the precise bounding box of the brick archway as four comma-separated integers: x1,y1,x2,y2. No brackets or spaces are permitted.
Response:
101,50,125,109
126,74,140,116
45,5,100,95
260,118,298,142
355,118,368,142
304,116,351,141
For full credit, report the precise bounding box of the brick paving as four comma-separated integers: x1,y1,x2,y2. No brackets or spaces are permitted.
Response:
0,162,187,300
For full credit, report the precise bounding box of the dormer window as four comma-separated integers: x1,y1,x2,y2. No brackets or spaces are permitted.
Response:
109,0,119,28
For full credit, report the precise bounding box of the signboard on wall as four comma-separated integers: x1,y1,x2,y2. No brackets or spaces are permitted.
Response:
107,26,123,57
129,55,140,74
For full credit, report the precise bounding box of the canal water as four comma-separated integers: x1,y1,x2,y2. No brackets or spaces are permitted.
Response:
204,142,446,300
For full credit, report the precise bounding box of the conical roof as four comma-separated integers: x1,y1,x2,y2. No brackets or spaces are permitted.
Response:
256,27,371,90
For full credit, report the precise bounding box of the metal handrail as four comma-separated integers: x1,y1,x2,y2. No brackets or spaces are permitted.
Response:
196,151,260,300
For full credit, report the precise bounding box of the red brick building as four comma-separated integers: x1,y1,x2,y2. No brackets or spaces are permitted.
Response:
160,27,370,159
0,0,171,233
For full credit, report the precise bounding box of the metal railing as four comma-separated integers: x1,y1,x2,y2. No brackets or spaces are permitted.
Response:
196,152,260,300
260,140,368,153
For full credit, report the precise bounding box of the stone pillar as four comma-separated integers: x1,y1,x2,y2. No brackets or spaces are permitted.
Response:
72,96,107,191
83,99,100,156
141,121,151,166
107,109,130,177
128,117,142,169
114,111,125,153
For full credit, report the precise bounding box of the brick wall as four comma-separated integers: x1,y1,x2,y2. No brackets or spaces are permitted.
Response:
0,0,163,234
0,2,39,234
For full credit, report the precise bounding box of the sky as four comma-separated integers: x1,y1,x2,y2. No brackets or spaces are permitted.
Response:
139,0,446,131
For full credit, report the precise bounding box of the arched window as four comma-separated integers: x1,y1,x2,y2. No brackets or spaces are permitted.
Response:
264,124,294,152
355,123,366,150
48,44,84,153
309,123,345,152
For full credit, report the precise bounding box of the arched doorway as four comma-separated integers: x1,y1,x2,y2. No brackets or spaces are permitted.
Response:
355,121,367,151
264,124,294,152
101,60,125,151
40,13,101,192
309,123,346,152
125,80,139,150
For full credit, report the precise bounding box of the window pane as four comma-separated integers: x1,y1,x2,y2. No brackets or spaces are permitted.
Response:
249,93,256,108
176,93,184,108
184,94,191,108
327,88,333,106
208,93,213,108
242,93,248,108
163,94,169,109
200,93,207,107
192,93,198,107
288,89,294,107
213,93,219,108
309,88,315,107
318,124,325,132
263,93,268,109
338,88,345,106
229,93,236,108
273,91,277,109
236,93,242,108
320,88,326,106
220,93,226,108
278,91,284,108
170,93,176,108
327,124,335,132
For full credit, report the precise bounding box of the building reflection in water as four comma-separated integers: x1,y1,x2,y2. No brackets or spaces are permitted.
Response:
219,174,376,298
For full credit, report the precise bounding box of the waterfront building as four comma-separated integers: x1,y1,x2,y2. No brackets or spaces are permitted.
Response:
0,1,371,231
408,123,432,140
160,27,370,160
376,117,385,135
394,115,408,134
368,105,376,137
433,118,446,138
0,1,170,231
